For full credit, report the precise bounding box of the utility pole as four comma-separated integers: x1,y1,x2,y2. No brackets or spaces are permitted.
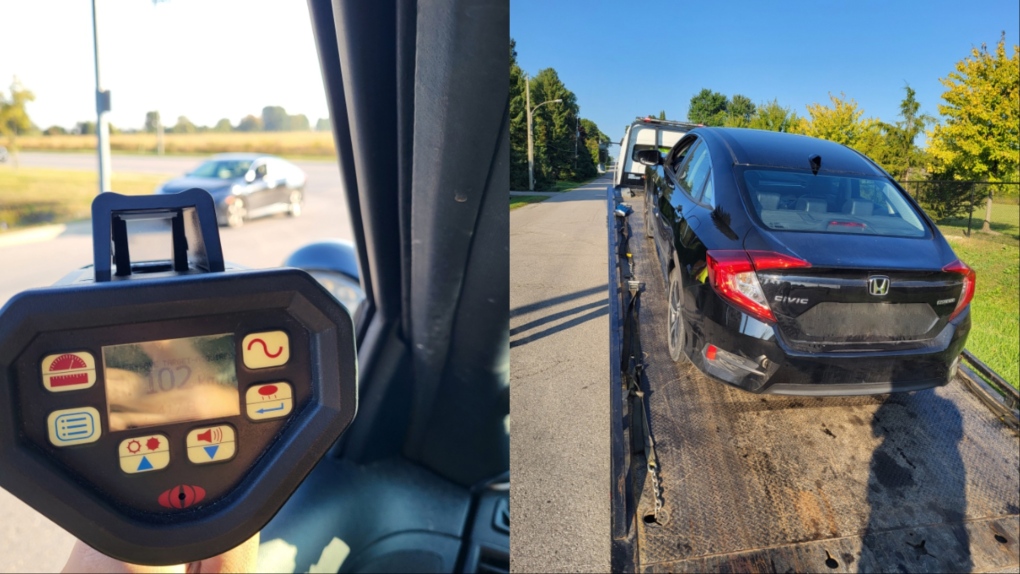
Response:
91,0,112,194
525,75,562,192
527,76,532,192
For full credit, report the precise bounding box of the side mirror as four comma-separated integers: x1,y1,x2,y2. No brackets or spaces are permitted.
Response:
284,240,366,325
635,149,662,167
244,171,256,183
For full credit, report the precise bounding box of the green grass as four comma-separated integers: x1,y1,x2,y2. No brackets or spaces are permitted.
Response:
936,205,1019,389
937,202,1020,242
510,195,549,209
0,166,171,230
543,175,600,192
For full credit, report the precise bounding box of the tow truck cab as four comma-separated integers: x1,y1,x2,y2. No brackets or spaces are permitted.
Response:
614,117,698,193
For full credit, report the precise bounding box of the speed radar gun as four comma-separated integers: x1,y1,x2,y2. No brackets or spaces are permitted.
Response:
0,189,357,565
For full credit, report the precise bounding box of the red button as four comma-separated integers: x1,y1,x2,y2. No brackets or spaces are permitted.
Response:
158,484,206,509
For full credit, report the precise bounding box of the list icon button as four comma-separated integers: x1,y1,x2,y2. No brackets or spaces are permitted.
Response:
47,407,101,447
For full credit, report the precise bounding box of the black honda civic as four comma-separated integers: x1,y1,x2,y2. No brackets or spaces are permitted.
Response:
640,127,974,395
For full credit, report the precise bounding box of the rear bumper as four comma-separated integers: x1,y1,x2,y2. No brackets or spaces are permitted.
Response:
685,300,970,395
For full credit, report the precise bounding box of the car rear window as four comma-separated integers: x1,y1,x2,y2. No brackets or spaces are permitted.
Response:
743,169,927,238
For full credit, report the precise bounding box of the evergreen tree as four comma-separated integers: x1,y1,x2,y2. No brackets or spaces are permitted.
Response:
688,88,728,125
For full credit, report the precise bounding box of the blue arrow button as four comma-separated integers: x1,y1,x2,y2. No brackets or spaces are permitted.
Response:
257,403,285,414
137,456,153,471
204,445,219,459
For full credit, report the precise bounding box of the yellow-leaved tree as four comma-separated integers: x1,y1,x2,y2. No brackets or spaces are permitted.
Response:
798,92,891,170
0,77,36,167
927,32,1020,227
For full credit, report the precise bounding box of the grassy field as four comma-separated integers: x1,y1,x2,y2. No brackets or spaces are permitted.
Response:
0,166,170,230
510,195,549,209
936,202,1019,389
14,131,337,158
937,202,1020,242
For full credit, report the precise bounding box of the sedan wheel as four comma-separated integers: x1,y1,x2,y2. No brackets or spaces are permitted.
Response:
288,190,303,217
227,198,247,228
667,267,687,363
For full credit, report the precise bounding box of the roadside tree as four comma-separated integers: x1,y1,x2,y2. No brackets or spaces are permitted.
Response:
0,78,36,166
529,67,579,187
687,88,728,126
747,99,801,132
723,94,756,127
509,39,528,190
144,111,161,133
928,32,1020,225
172,116,197,134
212,118,233,132
237,114,263,132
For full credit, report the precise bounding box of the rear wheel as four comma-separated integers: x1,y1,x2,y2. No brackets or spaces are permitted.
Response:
287,190,303,217
667,266,687,363
227,198,247,228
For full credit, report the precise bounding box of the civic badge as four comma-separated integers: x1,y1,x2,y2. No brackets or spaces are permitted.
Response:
868,276,890,296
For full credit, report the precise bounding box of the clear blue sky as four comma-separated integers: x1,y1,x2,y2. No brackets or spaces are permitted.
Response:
511,0,1019,145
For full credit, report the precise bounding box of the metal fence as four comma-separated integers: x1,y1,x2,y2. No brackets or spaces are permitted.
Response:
898,180,1020,236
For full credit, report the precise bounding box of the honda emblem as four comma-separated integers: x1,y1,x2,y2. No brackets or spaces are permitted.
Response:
869,276,890,296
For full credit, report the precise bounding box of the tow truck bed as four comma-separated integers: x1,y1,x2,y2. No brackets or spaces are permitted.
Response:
621,195,1020,572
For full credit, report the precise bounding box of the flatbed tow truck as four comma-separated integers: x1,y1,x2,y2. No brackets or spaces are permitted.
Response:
607,185,1020,573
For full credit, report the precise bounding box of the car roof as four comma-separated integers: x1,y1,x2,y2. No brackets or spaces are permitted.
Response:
696,127,886,176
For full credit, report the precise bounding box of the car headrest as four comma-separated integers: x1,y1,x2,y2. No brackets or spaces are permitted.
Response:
796,198,828,213
757,192,781,210
842,199,873,216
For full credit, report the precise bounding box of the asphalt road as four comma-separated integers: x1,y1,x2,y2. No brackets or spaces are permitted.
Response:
0,153,352,305
509,174,612,573
0,152,351,573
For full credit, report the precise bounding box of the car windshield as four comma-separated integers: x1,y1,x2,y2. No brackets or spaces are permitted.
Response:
743,169,927,238
188,160,253,180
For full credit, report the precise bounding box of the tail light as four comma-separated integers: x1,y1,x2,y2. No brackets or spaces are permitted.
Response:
943,259,975,321
706,250,811,323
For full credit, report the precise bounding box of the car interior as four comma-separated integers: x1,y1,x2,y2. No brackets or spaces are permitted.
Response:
257,1,510,572
745,170,926,236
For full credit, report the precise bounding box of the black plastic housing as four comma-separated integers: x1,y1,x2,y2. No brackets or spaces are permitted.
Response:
0,268,358,565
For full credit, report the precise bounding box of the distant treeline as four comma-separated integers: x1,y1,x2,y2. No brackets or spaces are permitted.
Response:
37,106,330,136
510,39,611,191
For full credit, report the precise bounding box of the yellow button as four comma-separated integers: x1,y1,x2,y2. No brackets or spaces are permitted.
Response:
47,407,101,447
119,434,170,474
242,331,290,369
41,351,97,392
245,382,293,421
186,424,236,464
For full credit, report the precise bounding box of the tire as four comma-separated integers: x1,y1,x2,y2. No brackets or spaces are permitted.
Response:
667,266,687,363
227,198,247,228
287,190,303,217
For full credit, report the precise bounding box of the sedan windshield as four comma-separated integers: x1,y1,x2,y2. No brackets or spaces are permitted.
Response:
188,160,253,180
744,169,927,238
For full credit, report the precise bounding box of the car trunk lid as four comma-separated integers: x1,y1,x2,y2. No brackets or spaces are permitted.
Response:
746,231,966,350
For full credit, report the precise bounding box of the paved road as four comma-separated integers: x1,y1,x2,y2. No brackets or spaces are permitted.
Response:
0,152,351,573
509,174,612,573
0,153,352,305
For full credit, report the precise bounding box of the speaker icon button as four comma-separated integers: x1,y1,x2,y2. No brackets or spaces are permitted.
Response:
186,424,236,464
118,434,170,474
